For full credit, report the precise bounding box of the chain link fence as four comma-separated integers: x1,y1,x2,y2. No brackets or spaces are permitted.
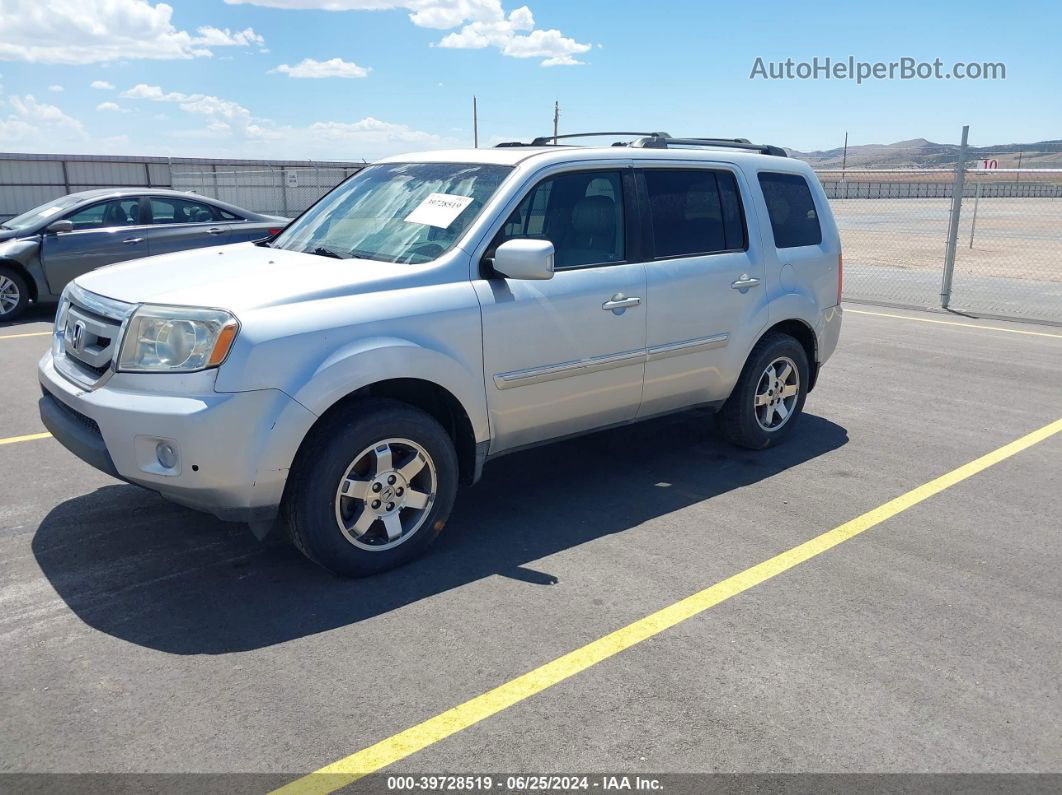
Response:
821,158,1062,324
172,165,363,220
174,156,1062,325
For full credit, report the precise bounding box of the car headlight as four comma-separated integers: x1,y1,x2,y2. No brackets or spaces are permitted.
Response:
117,305,239,373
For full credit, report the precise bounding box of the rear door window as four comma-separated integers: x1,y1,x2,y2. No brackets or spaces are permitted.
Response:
644,169,747,258
757,172,822,248
149,198,221,225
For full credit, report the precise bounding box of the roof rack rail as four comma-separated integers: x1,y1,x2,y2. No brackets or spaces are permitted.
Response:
495,132,787,157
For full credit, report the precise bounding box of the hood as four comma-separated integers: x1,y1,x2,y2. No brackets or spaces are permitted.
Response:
0,227,24,243
74,242,424,312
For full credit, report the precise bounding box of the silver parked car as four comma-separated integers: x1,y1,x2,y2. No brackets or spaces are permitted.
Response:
0,188,288,321
39,132,843,577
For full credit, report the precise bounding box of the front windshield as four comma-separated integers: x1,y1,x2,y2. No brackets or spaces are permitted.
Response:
271,162,512,264
2,194,84,231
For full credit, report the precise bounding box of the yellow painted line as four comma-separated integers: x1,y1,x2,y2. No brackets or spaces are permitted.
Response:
0,432,51,446
0,330,51,340
274,417,1062,795
846,308,1062,339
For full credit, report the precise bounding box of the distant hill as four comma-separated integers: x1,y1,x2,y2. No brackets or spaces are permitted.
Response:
788,138,1062,169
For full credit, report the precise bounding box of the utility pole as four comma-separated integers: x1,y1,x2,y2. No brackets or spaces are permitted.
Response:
553,101,559,144
473,96,478,148
940,124,970,310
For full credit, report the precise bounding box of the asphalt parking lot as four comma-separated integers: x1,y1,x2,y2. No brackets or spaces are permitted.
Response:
1,303,1061,791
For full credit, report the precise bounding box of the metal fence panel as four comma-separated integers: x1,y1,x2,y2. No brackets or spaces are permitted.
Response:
172,166,362,219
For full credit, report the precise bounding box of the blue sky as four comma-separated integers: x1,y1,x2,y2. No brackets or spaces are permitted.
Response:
0,0,1058,160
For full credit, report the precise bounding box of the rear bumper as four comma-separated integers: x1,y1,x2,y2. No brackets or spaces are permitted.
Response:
818,304,843,366
38,352,317,526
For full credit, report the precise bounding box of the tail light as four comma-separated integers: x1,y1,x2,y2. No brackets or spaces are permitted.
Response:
267,228,283,236
837,251,844,304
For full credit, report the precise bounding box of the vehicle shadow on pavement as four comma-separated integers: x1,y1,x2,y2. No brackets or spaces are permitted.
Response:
32,411,847,654
0,302,56,329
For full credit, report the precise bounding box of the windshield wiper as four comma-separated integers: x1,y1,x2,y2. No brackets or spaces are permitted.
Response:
310,246,345,259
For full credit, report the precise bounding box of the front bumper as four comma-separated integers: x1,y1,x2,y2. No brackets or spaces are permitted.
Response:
38,352,317,526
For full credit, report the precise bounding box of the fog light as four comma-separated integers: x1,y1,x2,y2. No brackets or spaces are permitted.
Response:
156,441,178,469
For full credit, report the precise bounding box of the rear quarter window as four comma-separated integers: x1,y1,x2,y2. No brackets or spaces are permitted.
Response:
758,172,822,248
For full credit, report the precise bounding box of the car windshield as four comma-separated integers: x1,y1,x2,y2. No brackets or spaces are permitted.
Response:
2,194,85,231
271,163,512,264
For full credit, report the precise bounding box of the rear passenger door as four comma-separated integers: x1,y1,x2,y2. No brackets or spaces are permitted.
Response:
637,165,769,416
145,196,231,256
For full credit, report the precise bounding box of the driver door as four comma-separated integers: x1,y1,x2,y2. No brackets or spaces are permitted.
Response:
41,197,149,294
473,168,648,453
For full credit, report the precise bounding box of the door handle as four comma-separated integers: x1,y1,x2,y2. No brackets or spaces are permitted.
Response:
602,294,641,312
731,274,760,289
207,227,225,235
122,237,144,245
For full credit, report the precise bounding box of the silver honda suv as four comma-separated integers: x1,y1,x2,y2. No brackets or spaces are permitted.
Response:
38,132,843,577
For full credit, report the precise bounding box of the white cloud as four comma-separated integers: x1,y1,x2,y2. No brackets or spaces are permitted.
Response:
274,57,371,78
122,83,259,136
0,94,87,146
226,0,591,64
91,80,116,90
0,0,266,64
48,84,64,92
192,26,267,49
117,81,455,158
96,101,128,112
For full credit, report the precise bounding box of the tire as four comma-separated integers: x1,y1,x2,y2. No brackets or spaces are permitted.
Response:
0,266,30,323
718,333,810,450
281,398,459,577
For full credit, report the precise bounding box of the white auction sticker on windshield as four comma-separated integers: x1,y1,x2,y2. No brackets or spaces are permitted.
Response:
404,193,474,228
38,207,62,218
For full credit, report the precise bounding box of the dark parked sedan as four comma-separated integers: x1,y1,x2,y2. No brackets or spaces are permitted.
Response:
0,189,288,321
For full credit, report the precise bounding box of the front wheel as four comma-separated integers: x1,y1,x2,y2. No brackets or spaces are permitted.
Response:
718,333,810,449
0,267,30,323
281,398,459,577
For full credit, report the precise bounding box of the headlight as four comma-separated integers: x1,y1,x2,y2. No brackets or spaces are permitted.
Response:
52,288,71,358
117,305,239,373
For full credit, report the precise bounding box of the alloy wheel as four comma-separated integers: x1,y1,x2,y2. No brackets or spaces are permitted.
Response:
333,438,437,551
754,356,800,431
0,275,20,316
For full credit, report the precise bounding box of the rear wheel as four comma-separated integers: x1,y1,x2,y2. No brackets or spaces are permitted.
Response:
282,398,458,577
0,267,30,323
718,333,809,449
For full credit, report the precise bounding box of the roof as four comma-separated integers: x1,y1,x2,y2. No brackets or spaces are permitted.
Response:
375,146,813,173
60,188,277,219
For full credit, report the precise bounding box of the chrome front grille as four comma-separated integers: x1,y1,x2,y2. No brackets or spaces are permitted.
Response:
53,283,136,389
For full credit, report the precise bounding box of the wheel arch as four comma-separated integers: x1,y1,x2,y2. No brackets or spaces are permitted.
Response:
755,318,820,391
0,258,39,302
294,378,482,488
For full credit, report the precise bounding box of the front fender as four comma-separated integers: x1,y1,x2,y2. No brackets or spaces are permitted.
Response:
288,336,489,444
0,236,48,299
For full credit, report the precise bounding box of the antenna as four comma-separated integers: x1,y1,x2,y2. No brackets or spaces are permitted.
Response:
553,101,559,145
473,96,479,149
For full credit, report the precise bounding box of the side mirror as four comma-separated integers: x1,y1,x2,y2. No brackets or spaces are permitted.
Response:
492,239,555,281
45,220,73,234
